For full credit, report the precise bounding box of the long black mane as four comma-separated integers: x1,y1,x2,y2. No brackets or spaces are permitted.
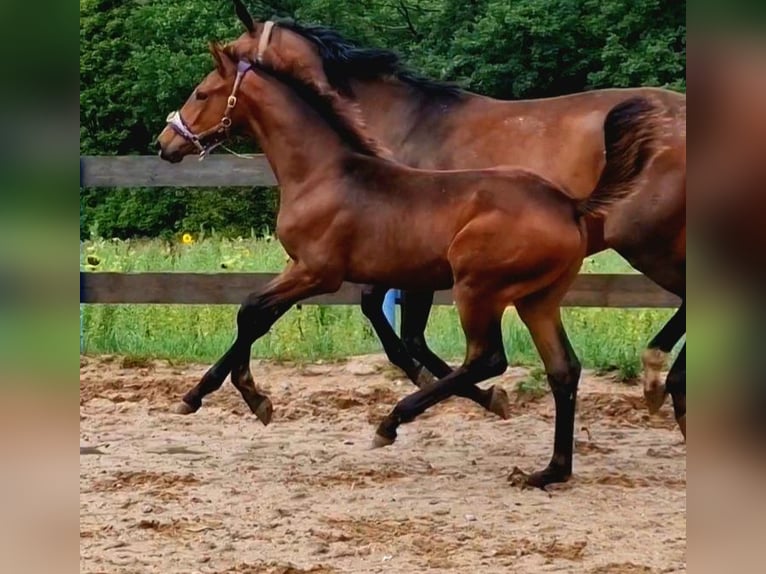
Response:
277,20,464,100
253,62,388,158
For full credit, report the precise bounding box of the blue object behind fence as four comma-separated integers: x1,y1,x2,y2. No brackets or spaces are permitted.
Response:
382,289,400,332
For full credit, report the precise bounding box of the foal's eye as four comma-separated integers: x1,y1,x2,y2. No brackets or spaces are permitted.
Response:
195,91,208,101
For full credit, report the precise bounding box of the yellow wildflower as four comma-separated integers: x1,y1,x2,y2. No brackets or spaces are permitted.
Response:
182,233,194,245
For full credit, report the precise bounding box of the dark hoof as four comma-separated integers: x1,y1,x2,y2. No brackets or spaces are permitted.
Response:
371,418,398,449
173,401,199,415
253,396,274,426
488,385,511,419
370,433,396,449
508,465,570,490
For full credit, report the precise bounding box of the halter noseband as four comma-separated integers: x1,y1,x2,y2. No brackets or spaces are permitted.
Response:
165,59,253,160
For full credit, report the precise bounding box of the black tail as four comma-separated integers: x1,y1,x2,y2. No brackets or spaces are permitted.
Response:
576,97,667,218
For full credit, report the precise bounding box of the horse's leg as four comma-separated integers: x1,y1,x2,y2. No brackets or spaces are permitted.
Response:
510,293,582,489
360,285,426,384
398,289,439,386
373,290,508,446
401,289,508,418
665,343,686,439
175,262,333,417
642,300,686,413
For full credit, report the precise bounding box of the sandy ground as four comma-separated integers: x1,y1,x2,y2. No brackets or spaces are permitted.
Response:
80,355,686,574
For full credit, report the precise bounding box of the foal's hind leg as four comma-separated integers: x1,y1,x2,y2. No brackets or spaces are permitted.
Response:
362,286,507,418
401,290,508,418
176,262,334,419
642,301,685,413
373,290,508,447
509,287,582,489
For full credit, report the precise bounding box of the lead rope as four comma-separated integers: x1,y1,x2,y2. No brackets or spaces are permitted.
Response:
220,144,256,160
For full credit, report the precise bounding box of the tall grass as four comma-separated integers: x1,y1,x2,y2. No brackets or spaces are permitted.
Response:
81,234,674,379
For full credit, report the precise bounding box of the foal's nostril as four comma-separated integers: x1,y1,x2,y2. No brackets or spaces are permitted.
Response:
158,147,183,163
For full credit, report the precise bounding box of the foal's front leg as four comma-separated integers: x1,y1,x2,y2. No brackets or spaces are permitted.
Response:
174,262,336,418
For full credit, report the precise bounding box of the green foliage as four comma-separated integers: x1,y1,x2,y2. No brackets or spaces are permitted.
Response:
79,187,279,240
80,0,685,239
80,0,233,155
516,367,549,401
434,0,686,98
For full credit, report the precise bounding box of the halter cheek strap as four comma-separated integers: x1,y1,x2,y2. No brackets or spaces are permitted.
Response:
257,21,275,63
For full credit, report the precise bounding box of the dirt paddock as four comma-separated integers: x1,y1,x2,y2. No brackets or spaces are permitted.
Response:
80,355,686,573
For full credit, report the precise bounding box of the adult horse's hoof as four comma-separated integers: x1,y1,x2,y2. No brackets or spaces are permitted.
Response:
642,349,668,414
488,385,511,419
172,401,198,415
253,396,274,426
644,385,667,414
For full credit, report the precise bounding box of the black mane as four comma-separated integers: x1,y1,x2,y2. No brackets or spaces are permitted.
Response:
253,63,387,158
277,20,464,100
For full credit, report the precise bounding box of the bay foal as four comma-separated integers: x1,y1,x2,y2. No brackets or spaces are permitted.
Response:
157,44,665,487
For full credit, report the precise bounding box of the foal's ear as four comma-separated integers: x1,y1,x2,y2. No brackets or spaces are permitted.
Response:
209,42,236,75
232,0,255,33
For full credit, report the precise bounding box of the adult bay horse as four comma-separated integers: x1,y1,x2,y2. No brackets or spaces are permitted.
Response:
226,3,687,437
157,42,666,487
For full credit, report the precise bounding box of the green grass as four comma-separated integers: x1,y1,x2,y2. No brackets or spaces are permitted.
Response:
80,234,675,380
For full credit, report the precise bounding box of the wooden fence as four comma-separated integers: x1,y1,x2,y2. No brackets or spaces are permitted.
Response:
79,156,681,308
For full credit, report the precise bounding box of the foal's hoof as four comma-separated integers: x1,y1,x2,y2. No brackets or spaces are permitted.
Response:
642,349,668,414
172,401,198,415
488,385,511,420
253,397,274,426
370,432,396,449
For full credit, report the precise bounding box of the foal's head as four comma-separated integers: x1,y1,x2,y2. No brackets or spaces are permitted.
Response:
157,41,390,164
157,44,250,163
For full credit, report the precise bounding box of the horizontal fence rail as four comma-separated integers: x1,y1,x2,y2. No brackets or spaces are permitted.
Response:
80,272,680,308
81,155,276,187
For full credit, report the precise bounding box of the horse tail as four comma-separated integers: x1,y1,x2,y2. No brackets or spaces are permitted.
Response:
576,96,667,218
